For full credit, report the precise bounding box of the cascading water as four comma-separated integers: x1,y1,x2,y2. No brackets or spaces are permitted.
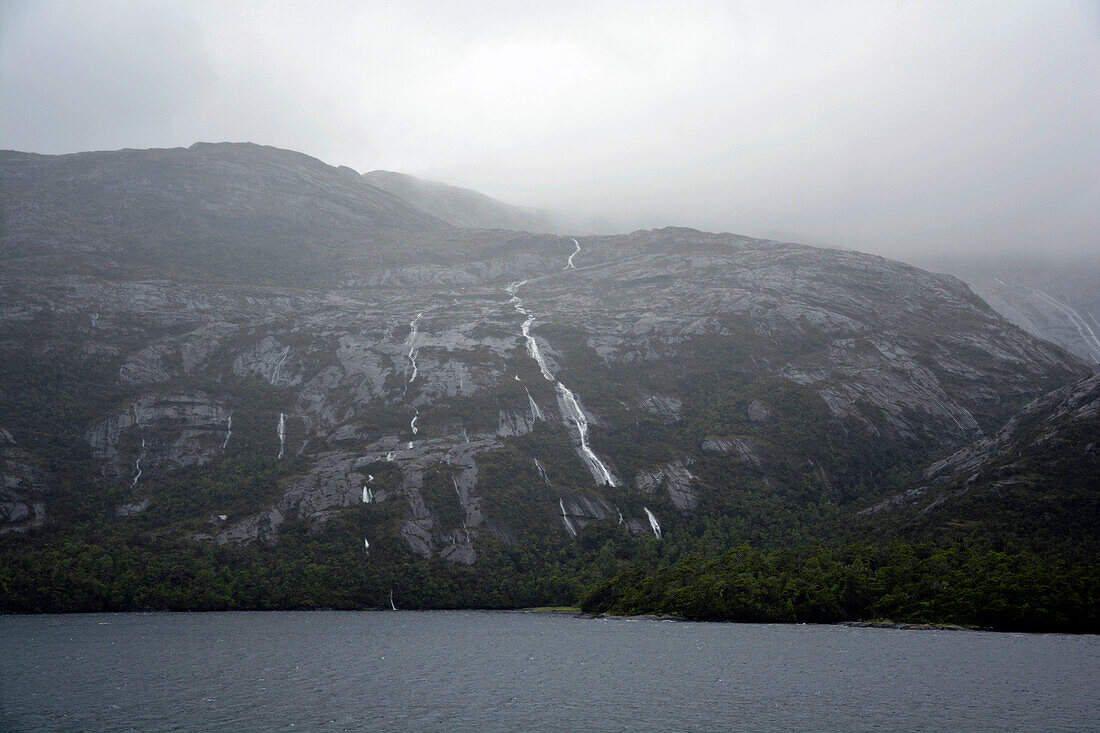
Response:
452,476,465,513
534,458,551,485
389,589,397,611
559,498,577,537
525,387,544,421
410,409,419,435
565,238,581,269
507,280,555,381
507,280,617,486
556,383,617,486
277,412,286,460
130,438,145,489
221,412,232,451
405,312,423,386
271,346,290,386
643,506,662,539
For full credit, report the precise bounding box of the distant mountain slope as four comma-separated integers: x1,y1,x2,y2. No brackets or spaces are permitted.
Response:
863,370,1100,549
0,142,452,286
363,169,562,233
917,255,1100,365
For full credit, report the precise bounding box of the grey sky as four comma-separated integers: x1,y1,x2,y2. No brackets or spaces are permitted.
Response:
2,0,1097,257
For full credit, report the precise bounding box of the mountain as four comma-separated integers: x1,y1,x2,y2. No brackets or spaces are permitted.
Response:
0,142,451,286
363,170,562,233
862,369,1100,549
582,372,1099,630
0,143,1093,627
916,254,1100,365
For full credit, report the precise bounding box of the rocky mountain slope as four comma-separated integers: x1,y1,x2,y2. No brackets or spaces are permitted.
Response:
0,143,1092,618
362,170,561,233
917,254,1100,365
0,143,450,287
862,369,1100,548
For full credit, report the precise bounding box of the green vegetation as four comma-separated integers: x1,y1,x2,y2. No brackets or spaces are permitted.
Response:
0,328,1095,632
580,543,1099,633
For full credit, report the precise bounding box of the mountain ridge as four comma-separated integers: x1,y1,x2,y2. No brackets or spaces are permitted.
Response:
0,142,1094,629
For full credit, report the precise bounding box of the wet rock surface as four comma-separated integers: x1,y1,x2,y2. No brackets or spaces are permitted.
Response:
0,144,1090,556
861,370,1100,542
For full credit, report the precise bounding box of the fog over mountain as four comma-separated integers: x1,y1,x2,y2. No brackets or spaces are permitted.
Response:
1,3,1098,632
2,0,1097,259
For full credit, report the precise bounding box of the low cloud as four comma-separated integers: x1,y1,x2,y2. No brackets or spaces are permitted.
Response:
2,0,1097,258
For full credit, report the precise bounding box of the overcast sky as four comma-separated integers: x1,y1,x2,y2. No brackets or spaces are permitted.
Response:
2,1,1097,257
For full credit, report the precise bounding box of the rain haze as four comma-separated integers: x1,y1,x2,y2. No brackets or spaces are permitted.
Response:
2,0,1097,258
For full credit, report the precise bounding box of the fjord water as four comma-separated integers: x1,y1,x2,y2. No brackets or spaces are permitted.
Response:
2,612,1096,732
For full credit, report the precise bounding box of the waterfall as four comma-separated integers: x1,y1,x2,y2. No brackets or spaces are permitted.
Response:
643,506,662,539
556,384,617,486
533,458,551,485
565,238,581,269
410,409,419,435
277,412,286,460
525,387,544,421
521,313,555,381
405,312,423,386
363,537,370,552
508,280,555,381
129,437,145,488
271,346,290,386
559,498,577,537
389,589,397,611
221,412,232,451
508,280,617,487
386,451,395,462
362,485,373,503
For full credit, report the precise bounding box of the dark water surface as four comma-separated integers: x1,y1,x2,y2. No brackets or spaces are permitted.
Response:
1,610,1097,731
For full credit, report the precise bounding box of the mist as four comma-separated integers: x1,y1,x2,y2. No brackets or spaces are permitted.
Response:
2,0,1097,258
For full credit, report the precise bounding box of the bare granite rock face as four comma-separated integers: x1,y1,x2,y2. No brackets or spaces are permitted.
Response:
638,395,683,422
0,429,50,533
635,458,699,510
1,144,1091,562
559,489,617,530
747,399,772,423
861,370,1100,523
115,497,152,517
86,392,231,477
702,437,763,471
